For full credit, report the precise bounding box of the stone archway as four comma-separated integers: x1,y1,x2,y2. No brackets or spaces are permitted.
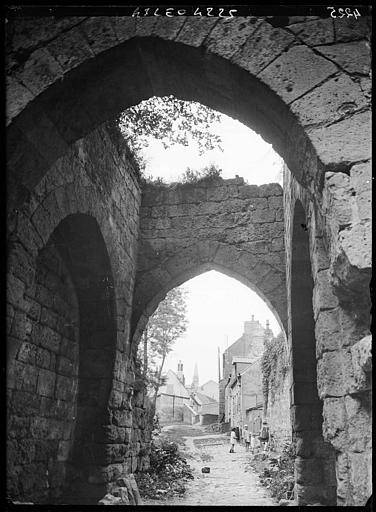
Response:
290,200,336,505
6,14,372,506
132,178,286,343
7,213,117,504
7,16,371,214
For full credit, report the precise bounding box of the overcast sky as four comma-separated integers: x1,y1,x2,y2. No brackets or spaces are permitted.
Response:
164,271,282,386
141,109,284,386
141,112,283,185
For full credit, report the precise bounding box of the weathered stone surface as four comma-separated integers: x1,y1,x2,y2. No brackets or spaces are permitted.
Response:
288,17,334,46
290,74,367,126
334,17,371,42
47,26,94,73
315,309,341,357
79,18,118,55
317,40,371,75
317,352,344,398
232,21,295,75
175,17,218,46
206,17,262,59
258,45,337,104
322,397,347,449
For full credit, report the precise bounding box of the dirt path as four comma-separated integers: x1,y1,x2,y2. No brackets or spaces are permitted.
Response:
144,425,277,506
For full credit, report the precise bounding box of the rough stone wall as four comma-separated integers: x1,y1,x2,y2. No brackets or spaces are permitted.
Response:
7,122,145,504
266,366,291,453
7,242,79,502
133,177,286,340
6,14,371,507
284,163,372,506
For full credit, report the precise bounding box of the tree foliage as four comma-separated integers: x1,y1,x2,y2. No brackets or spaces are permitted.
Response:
138,287,188,402
261,332,289,410
118,95,223,169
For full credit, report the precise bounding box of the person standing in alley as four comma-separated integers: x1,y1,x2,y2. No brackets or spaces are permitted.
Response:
242,424,250,452
229,428,237,453
259,420,269,452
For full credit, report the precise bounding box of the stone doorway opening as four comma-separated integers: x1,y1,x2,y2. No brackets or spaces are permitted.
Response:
290,200,337,505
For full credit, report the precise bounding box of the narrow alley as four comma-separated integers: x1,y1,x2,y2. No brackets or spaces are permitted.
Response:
143,425,277,507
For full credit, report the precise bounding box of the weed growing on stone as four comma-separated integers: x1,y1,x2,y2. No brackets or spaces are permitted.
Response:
135,434,194,500
247,442,295,503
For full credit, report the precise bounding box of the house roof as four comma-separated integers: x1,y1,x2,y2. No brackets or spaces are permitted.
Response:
158,369,190,398
192,391,218,405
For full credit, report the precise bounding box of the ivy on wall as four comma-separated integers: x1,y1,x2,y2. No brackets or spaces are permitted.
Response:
261,332,289,410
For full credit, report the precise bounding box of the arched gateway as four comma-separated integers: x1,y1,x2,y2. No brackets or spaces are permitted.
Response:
6,15,371,506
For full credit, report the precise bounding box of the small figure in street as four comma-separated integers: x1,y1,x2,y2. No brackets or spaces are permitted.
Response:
242,424,250,452
250,433,259,454
229,428,237,453
259,420,270,452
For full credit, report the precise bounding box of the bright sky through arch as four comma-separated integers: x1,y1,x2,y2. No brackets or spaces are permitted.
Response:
141,110,284,185
164,270,282,387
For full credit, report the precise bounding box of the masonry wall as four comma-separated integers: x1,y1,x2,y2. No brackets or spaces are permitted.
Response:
266,370,291,452
7,122,145,504
284,163,372,506
7,243,79,501
134,177,286,340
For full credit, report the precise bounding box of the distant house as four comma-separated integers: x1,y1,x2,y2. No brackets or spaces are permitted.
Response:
190,391,219,425
155,369,190,424
197,380,219,401
225,356,264,435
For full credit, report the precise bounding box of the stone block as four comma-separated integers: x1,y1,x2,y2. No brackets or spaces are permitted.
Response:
342,348,370,394
35,346,54,370
46,26,94,73
322,397,347,450
317,40,370,75
79,17,118,55
175,17,218,46
291,404,322,432
344,394,372,453
295,457,324,485
56,355,76,377
10,390,41,417
334,17,371,42
112,409,133,428
16,341,37,365
312,270,339,318
13,46,64,97
206,17,262,59
7,273,27,311
55,374,75,401
109,17,136,42
308,110,371,167
317,351,344,398
37,369,56,397
350,161,371,221
38,325,61,353
288,17,334,45
348,451,372,506
258,45,337,104
315,308,341,357
291,74,367,127
294,482,336,506
57,440,71,462
233,21,295,75
6,75,34,123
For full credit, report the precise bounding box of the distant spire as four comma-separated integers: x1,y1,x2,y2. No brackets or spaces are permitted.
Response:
251,314,254,321
192,362,199,389
266,319,270,329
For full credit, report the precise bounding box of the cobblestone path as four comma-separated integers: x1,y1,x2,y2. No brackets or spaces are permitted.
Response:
144,426,277,506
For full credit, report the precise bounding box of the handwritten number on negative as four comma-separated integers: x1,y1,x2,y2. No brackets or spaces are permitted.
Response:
327,6,361,18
